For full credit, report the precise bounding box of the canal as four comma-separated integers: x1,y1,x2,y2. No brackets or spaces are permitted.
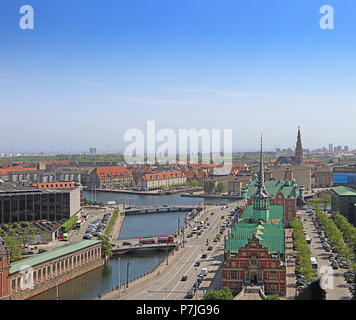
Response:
31,191,234,300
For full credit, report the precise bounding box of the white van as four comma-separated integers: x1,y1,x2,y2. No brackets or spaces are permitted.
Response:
310,257,318,269
200,268,208,276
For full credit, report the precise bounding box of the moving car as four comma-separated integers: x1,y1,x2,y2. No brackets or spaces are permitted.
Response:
207,246,213,251
201,253,207,258
181,275,188,281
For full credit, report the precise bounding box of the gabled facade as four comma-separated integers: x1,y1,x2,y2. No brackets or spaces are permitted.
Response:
89,166,133,189
222,137,287,296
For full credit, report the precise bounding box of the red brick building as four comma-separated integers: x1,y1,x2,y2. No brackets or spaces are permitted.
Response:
0,238,10,300
222,236,286,295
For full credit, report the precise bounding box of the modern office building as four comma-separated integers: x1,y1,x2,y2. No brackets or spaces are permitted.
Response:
0,185,81,224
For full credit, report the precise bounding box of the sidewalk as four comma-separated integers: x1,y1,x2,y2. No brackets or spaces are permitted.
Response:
284,228,297,300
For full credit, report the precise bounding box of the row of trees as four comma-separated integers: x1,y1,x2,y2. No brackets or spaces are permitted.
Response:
104,209,119,237
315,206,356,272
334,214,356,250
82,197,105,207
60,215,78,233
291,218,316,283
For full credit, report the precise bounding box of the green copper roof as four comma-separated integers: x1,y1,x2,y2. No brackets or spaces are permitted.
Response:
332,186,356,196
239,205,284,224
246,177,297,199
10,240,102,274
225,203,285,255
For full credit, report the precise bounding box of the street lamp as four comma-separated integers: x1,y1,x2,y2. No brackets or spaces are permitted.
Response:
118,257,121,298
126,258,131,288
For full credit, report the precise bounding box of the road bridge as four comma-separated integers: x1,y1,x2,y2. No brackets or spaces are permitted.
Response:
110,241,178,255
124,205,202,215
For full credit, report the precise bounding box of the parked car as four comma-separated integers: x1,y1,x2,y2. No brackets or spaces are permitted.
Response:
331,261,339,270
122,241,132,246
194,261,200,267
207,246,213,251
201,253,207,258
83,234,92,240
186,289,194,299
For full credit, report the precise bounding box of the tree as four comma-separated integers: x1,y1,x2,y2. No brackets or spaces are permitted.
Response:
215,182,226,194
265,294,280,300
98,235,113,258
3,236,22,262
203,287,234,300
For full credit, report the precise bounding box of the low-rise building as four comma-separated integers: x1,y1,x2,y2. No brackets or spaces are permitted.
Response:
89,166,134,189
6,240,102,300
331,186,356,226
137,170,186,191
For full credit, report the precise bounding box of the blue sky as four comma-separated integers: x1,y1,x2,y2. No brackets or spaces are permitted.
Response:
0,0,356,153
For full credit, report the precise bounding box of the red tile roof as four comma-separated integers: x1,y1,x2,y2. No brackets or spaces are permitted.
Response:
142,170,184,181
33,182,76,189
0,167,38,175
93,166,133,179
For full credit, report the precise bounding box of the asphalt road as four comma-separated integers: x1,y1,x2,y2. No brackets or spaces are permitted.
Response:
115,202,242,300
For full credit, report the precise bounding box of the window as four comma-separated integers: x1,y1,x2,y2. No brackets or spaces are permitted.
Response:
12,279,15,289
270,272,277,280
231,270,237,279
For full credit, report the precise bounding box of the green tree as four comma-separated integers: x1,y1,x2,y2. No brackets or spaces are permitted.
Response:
203,287,234,300
215,182,226,194
98,234,113,258
265,294,280,300
3,236,22,262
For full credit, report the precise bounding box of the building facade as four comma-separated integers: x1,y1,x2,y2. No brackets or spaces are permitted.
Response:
0,238,10,300
222,138,286,296
137,170,186,191
7,240,102,300
89,166,134,189
0,187,81,224
331,186,356,226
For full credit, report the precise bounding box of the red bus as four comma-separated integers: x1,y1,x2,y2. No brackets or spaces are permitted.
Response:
157,236,174,243
139,237,155,244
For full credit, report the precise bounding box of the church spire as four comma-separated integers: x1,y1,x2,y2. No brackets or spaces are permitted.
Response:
295,126,303,165
252,135,271,200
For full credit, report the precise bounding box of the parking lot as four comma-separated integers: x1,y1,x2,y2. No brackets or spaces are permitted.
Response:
69,207,114,242
298,209,354,300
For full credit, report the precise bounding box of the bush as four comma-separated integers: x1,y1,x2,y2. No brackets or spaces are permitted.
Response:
21,222,30,228
60,215,79,233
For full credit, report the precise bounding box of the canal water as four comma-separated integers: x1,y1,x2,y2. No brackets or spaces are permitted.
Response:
31,191,234,300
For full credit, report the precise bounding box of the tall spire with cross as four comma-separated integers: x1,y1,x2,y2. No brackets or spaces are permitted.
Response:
251,135,271,222
252,135,271,200
295,126,303,165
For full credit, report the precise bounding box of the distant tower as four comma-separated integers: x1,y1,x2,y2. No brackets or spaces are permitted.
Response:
295,127,303,165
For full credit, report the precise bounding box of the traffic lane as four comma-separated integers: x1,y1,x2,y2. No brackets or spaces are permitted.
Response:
125,209,223,300
160,206,230,299
119,204,234,300
165,220,223,298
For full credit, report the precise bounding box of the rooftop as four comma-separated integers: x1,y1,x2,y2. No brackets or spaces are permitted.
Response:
10,240,102,274
332,185,356,196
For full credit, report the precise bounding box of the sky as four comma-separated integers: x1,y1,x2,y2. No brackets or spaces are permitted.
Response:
0,0,356,154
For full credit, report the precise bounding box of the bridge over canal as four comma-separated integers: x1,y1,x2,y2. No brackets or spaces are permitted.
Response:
110,240,178,255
